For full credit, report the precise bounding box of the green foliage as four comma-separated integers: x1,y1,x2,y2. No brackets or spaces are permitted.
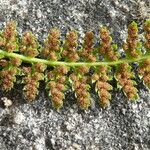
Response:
0,20,150,110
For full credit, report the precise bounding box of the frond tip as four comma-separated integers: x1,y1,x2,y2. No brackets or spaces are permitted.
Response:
0,20,150,110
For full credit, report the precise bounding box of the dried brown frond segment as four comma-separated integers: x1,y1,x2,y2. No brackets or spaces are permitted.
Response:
70,72,90,109
80,31,96,62
43,29,60,60
0,21,18,52
0,57,21,91
115,63,138,100
62,30,79,62
99,27,118,61
123,22,141,58
20,31,39,57
23,63,46,101
143,20,150,52
46,65,69,110
93,65,112,108
138,59,150,88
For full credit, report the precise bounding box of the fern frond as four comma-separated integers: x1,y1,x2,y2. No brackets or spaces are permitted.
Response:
0,20,150,110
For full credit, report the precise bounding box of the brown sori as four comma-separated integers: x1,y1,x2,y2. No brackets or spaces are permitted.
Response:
99,27,118,61
70,66,91,109
138,20,150,88
20,31,39,57
0,21,18,52
43,28,60,61
23,63,46,101
62,30,79,62
80,31,96,62
115,63,138,100
123,22,141,58
46,65,68,110
92,65,112,107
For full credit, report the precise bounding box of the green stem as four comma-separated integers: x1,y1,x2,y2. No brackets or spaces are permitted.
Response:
0,49,150,66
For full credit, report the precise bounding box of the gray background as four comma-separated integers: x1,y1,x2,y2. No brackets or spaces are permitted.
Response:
0,0,150,149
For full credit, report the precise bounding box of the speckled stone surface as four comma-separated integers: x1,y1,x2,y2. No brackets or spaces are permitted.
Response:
0,0,150,150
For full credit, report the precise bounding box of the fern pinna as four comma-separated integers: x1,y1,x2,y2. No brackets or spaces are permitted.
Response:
0,20,150,110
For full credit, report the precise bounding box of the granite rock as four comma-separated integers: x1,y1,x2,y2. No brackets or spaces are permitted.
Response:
0,0,150,150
